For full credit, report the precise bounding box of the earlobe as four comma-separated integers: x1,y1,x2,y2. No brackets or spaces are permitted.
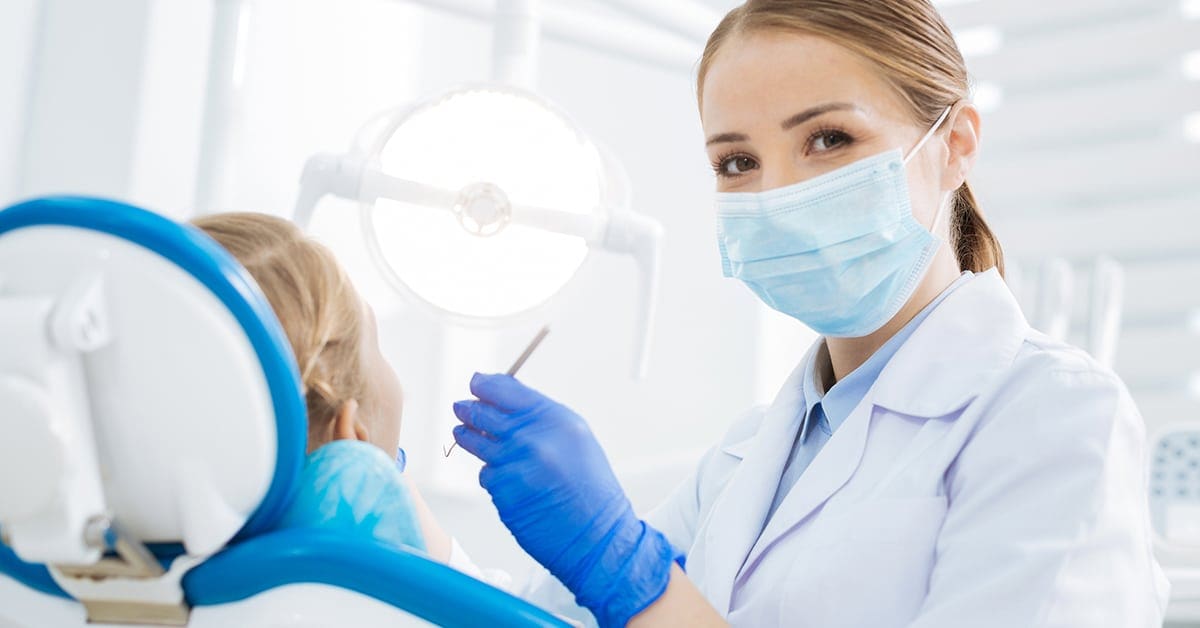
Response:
332,399,370,442
944,102,981,192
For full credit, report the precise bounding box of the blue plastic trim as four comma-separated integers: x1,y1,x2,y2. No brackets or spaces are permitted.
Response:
0,197,307,596
183,528,570,628
0,542,68,598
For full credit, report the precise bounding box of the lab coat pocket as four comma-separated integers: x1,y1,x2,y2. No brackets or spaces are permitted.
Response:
780,496,948,628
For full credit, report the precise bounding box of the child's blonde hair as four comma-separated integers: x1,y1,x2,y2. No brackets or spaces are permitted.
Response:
193,212,365,449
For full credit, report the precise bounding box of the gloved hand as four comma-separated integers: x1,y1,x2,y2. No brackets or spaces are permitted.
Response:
452,373,677,627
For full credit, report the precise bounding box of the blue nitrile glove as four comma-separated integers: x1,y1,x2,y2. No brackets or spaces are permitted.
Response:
452,373,677,628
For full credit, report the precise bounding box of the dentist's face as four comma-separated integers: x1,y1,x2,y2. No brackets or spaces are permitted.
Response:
360,304,404,455
699,30,965,233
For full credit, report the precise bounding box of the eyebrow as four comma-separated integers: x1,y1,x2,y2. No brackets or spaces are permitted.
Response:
705,102,861,147
781,102,859,130
705,132,749,147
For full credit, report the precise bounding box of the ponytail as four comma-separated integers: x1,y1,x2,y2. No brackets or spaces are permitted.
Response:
951,182,1004,277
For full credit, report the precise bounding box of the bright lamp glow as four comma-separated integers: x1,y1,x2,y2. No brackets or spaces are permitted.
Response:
367,87,601,319
1183,0,1200,19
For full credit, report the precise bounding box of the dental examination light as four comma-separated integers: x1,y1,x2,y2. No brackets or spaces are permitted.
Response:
291,0,684,379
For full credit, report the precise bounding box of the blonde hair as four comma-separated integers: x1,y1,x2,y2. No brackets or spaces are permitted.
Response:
192,213,365,448
698,0,1005,276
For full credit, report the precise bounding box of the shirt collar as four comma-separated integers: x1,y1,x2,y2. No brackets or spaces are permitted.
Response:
798,343,829,443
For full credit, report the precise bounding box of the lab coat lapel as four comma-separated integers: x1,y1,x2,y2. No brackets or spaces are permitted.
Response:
739,388,875,575
691,346,814,614
738,269,1028,573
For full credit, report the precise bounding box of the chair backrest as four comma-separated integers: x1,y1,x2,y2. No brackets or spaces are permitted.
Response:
0,197,305,564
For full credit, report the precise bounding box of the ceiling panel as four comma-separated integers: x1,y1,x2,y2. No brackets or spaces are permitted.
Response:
941,0,1177,33
983,76,1200,152
968,14,1199,90
972,140,1200,211
989,194,1200,260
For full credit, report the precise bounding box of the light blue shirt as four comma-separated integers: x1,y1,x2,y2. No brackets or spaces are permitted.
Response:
766,272,973,519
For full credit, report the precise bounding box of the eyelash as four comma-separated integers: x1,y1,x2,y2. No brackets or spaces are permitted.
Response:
711,152,755,179
711,126,856,180
807,126,854,154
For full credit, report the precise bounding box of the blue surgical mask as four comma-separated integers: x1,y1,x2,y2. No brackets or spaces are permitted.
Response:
715,107,953,337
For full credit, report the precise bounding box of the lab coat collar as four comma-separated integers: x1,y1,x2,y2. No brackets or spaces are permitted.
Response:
870,268,1028,418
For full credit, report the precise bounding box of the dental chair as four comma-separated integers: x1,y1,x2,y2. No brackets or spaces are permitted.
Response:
0,196,567,627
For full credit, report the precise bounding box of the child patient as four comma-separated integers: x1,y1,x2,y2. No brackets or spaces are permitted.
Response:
192,213,457,562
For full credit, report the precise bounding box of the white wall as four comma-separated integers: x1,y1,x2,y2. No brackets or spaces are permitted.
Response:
11,0,156,202
0,0,40,203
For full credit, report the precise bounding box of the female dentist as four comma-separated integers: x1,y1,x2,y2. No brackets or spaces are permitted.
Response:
451,1,1169,626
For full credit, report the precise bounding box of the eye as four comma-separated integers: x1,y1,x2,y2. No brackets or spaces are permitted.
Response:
809,129,853,154
713,154,759,179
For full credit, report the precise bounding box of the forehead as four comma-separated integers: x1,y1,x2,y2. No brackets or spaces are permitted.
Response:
700,29,907,128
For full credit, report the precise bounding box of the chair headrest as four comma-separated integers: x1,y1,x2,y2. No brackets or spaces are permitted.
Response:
0,197,306,563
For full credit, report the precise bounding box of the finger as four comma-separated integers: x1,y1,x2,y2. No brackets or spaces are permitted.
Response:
452,399,473,423
469,372,548,413
452,425,503,463
453,400,517,437
479,464,501,492
478,463,522,493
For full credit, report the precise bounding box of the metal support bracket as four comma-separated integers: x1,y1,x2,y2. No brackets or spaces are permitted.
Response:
52,516,193,626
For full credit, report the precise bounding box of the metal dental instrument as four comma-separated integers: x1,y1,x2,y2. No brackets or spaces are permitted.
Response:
444,325,551,457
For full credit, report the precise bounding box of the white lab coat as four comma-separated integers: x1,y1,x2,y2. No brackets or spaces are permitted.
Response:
644,268,1169,627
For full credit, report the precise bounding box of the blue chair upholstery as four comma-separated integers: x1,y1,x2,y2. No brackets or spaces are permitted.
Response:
184,528,566,627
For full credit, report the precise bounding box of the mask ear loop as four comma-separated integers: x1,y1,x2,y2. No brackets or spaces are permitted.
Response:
902,105,954,166
929,190,953,237
902,105,956,235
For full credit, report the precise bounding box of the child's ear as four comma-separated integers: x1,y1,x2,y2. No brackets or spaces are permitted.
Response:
332,399,370,442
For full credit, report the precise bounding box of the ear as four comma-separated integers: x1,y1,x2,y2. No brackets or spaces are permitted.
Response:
942,102,981,193
331,399,370,442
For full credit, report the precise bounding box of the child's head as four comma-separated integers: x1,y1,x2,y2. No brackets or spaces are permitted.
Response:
193,213,403,456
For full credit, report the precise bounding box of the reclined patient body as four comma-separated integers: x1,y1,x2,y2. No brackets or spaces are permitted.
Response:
193,213,453,561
